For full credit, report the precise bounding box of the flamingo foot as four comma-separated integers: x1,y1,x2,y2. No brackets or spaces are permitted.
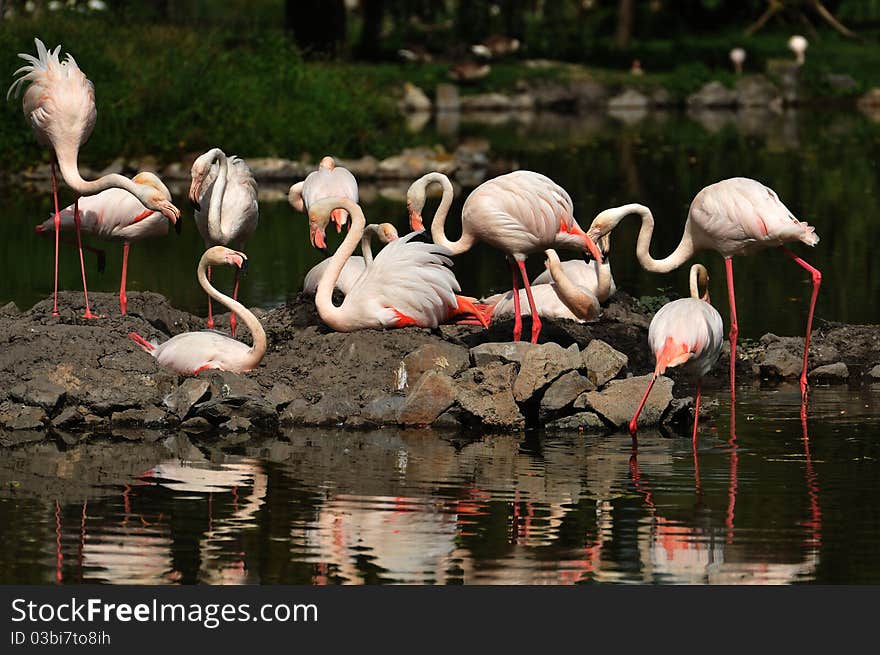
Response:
453,295,490,328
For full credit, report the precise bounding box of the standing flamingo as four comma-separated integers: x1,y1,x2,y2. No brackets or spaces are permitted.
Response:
307,198,488,332
303,222,398,296
629,264,724,447
288,156,359,233
406,171,603,343
128,246,266,375
8,38,181,319
584,178,821,401
35,172,180,315
189,147,258,337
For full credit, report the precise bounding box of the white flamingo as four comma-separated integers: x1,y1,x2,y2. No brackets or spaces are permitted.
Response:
302,222,398,296
288,156,359,233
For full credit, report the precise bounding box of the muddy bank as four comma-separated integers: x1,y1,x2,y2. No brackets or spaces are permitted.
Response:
1,291,877,444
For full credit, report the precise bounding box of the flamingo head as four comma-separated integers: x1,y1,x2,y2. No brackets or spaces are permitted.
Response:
378,222,399,244
131,172,180,227
318,155,336,171
729,47,746,67
585,204,643,260
788,35,808,64
406,195,425,232
203,246,248,272
189,148,225,211
689,263,711,303
308,197,352,252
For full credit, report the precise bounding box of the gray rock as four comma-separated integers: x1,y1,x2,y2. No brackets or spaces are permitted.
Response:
402,343,469,392
0,405,47,431
513,342,581,403
266,383,298,409
857,87,880,109
0,301,20,315
545,411,605,433
766,59,801,104
164,379,210,419
456,363,524,429
470,341,532,367
196,396,278,428
400,83,432,112
51,406,82,429
661,397,696,432
608,88,650,110
651,87,673,106
9,380,66,412
540,371,595,418
687,81,736,108
336,155,378,178
398,371,457,426
433,409,463,429
735,75,780,107
571,79,608,109
301,395,357,426
361,395,406,426
280,398,310,425
581,340,628,387
246,157,306,180
110,406,167,428
583,375,674,428
509,93,535,110
867,364,880,380
808,362,849,381
179,416,213,433
759,347,802,378
207,371,262,401
377,147,457,179
224,416,253,432
461,93,512,111
0,429,45,447
436,83,460,112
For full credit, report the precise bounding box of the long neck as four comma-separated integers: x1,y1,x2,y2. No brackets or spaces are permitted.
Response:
423,173,474,256
316,199,366,331
595,258,613,303
361,224,381,265
197,257,266,367
56,144,146,200
207,150,229,244
545,249,599,321
617,204,696,273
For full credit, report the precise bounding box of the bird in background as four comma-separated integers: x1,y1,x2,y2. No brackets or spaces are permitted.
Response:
584,177,821,404
788,35,808,65
129,246,266,375
288,156,359,233
406,170,603,343
189,147,258,337
729,47,746,74
307,197,488,332
35,172,181,316
8,37,180,318
303,222,398,296
629,264,724,447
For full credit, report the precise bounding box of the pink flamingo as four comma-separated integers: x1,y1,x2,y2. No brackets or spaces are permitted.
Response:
585,178,821,401
307,198,488,331
303,222,398,296
189,148,258,337
129,246,266,375
34,172,180,315
8,38,181,318
629,264,724,447
289,156,359,233
406,171,603,343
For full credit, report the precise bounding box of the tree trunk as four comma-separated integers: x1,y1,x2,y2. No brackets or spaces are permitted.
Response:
616,0,635,49
356,0,386,61
285,0,347,57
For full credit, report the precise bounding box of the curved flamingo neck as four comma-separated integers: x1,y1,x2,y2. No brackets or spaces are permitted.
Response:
315,199,365,331
361,223,382,265
206,149,229,244
421,173,474,255
596,258,613,303
56,144,148,202
545,249,599,320
196,254,266,368
611,203,696,273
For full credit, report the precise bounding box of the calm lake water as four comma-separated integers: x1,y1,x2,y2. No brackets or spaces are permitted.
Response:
1,385,879,585
2,108,880,338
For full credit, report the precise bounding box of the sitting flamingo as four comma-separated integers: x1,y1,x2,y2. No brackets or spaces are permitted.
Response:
289,156,359,233
302,222,398,296
307,198,488,332
35,172,180,315
129,247,266,375
629,264,724,447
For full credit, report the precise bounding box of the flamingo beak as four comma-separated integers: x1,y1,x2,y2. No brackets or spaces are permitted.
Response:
188,177,202,211
409,209,424,232
310,226,327,251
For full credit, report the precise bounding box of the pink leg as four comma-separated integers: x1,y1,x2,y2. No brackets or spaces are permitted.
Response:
724,257,737,406
509,259,522,342
517,260,542,343
230,268,240,337
780,247,822,403
206,265,214,330
628,373,657,449
50,160,61,318
692,379,702,445
119,242,130,315
73,198,97,319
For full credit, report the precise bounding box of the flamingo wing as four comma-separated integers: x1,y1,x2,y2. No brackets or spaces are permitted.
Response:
649,298,724,377
152,331,254,375
36,188,169,240
303,256,367,295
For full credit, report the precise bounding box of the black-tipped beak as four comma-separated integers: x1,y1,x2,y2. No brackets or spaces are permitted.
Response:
240,258,249,275
174,217,182,235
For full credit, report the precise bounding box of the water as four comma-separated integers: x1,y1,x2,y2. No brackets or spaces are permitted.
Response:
1,385,879,585
3,108,880,338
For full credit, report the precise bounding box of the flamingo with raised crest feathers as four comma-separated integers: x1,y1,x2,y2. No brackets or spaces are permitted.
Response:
406,171,604,343
35,172,180,316
585,178,821,403
629,264,724,447
289,156,359,233
128,246,266,375
189,147,258,337
307,198,488,332
8,38,181,318
303,222,398,296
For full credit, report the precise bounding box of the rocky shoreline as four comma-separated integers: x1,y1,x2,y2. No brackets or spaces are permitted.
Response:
2,291,878,447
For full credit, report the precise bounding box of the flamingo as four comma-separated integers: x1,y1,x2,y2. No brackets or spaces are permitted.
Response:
302,222,398,296
406,171,604,343
128,246,266,375
629,264,724,447
788,35,808,66
34,172,180,315
584,178,821,402
189,147,258,337
730,48,746,74
288,156,358,233
7,38,181,318
307,197,488,332
484,239,614,324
